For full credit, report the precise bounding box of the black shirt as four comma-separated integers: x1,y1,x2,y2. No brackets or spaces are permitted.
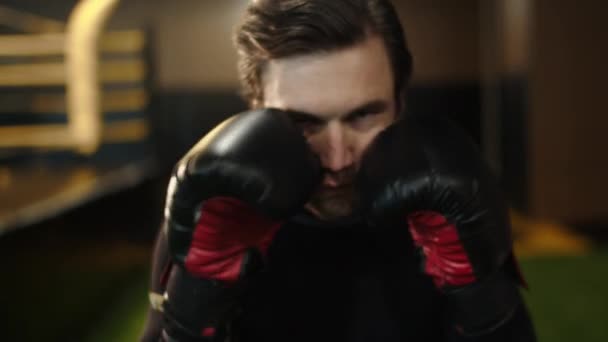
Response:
235,213,447,341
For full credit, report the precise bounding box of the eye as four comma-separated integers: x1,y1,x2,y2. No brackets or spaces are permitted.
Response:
352,111,374,120
286,111,325,136
294,119,323,135
345,110,378,126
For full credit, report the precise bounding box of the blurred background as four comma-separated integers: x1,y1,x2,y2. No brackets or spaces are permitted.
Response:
0,0,607,340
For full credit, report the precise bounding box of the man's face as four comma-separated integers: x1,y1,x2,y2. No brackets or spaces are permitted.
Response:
262,35,397,220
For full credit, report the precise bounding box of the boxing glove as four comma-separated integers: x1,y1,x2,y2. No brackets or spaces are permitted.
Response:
162,109,321,341
357,115,524,336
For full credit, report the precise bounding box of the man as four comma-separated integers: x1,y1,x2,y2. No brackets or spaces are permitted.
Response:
141,1,536,341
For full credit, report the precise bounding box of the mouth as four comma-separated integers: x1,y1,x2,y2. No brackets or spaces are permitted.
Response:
317,184,354,198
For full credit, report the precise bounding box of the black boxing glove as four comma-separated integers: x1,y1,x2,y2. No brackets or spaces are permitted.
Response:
161,109,321,341
357,115,527,337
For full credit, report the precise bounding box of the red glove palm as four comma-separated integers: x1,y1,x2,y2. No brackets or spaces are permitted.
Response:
185,197,282,284
407,211,476,288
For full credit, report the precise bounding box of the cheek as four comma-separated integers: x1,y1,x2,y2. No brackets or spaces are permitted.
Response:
351,130,379,163
303,131,333,160
351,114,395,164
305,135,324,156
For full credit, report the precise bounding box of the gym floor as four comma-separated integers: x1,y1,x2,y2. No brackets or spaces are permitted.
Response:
2,180,607,342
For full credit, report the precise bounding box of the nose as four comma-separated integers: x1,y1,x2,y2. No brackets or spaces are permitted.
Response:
318,122,354,183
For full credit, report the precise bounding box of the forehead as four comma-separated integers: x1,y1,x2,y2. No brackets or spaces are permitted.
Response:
261,35,394,118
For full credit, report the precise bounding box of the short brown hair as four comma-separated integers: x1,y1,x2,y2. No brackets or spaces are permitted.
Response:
234,0,413,108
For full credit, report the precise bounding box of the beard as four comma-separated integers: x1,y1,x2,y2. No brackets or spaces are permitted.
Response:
306,166,359,220
306,185,356,220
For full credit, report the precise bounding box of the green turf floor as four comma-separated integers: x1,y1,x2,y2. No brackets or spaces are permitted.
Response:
83,267,150,342
520,250,608,342
0,240,151,341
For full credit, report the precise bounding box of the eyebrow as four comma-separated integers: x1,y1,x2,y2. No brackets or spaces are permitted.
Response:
284,110,326,125
343,100,388,121
283,100,389,124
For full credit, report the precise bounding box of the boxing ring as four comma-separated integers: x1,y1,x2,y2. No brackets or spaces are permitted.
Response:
0,0,156,234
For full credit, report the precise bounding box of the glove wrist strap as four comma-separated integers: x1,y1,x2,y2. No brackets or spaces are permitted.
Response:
446,269,521,336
